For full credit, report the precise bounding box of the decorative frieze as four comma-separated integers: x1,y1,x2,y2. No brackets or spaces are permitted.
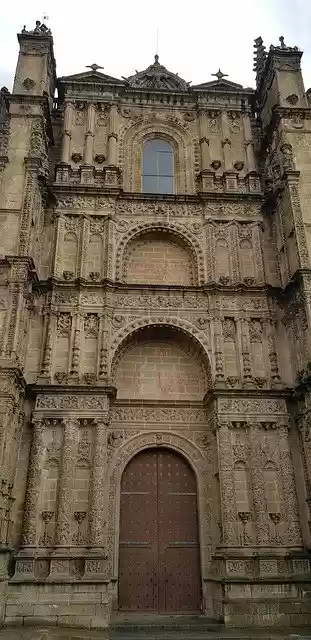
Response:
36,394,110,412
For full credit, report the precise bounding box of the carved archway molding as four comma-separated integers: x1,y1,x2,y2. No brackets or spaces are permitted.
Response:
106,430,212,579
121,117,197,193
115,220,205,284
110,317,212,383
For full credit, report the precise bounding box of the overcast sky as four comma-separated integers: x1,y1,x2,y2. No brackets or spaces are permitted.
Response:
1,0,311,92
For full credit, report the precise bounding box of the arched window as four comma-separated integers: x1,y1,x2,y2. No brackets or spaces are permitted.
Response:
141,139,174,194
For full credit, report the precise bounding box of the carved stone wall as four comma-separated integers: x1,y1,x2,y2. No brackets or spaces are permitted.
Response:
1,25,311,634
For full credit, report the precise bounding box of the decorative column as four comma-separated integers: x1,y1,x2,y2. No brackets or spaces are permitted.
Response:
217,422,237,545
268,323,281,386
99,324,109,380
242,110,259,192
78,216,89,279
89,417,108,547
105,105,120,187
198,108,214,191
58,101,74,182
298,414,311,544
69,315,81,380
278,424,302,545
40,310,55,382
22,419,45,547
221,110,237,191
81,103,95,185
248,423,269,545
241,320,253,386
55,418,78,547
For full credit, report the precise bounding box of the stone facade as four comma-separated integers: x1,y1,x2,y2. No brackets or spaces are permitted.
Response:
0,23,311,634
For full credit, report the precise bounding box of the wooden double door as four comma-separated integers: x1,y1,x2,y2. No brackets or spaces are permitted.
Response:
119,448,201,613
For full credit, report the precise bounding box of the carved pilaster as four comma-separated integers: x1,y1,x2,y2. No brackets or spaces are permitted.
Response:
287,182,310,269
229,224,239,284
105,217,115,281
217,422,237,545
60,101,74,164
41,311,54,378
19,166,38,254
248,423,269,545
90,417,108,547
99,324,109,380
6,284,22,358
278,424,302,545
253,223,264,284
79,217,89,279
55,418,78,546
83,103,95,165
107,105,118,166
214,333,224,383
268,326,281,385
70,322,81,378
241,322,252,384
53,214,64,278
242,111,256,173
22,419,45,546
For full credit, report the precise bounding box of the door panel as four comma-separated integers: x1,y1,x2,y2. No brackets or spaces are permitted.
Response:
119,448,201,613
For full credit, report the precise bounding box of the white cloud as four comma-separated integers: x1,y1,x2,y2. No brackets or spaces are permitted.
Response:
1,0,310,91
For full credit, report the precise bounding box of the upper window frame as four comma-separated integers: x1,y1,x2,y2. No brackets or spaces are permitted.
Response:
141,137,175,195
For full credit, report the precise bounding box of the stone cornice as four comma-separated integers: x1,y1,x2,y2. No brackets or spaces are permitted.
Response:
204,386,291,405
51,185,264,204
29,383,117,397
34,279,271,296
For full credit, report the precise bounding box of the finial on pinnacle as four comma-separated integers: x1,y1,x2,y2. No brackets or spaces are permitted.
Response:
279,36,286,49
154,54,159,63
21,20,52,36
212,69,228,81
86,63,104,72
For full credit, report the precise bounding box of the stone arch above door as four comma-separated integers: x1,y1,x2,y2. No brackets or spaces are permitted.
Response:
106,431,213,581
118,447,201,612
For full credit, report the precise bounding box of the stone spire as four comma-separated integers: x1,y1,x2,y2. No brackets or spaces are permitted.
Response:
253,36,267,86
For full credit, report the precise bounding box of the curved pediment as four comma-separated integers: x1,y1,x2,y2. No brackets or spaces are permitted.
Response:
125,55,190,91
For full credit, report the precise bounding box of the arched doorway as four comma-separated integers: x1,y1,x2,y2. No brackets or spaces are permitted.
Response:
119,448,201,613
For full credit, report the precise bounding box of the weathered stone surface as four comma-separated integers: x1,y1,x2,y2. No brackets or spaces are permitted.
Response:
0,23,311,635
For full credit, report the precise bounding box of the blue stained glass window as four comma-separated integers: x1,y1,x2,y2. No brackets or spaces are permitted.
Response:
141,139,174,194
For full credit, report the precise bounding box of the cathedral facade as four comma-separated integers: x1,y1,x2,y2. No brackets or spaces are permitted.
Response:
0,22,311,634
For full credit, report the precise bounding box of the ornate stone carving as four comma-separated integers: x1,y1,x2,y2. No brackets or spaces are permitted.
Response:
214,334,224,380
55,418,78,546
70,329,80,376
84,314,99,337
90,418,108,546
223,318,236,340
22,420,45,546
126,55,190,91
21,21,52,36
36,394,109,411
111,406,207,423
249,319,262,342
57,313,71,336
77,424,93,467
